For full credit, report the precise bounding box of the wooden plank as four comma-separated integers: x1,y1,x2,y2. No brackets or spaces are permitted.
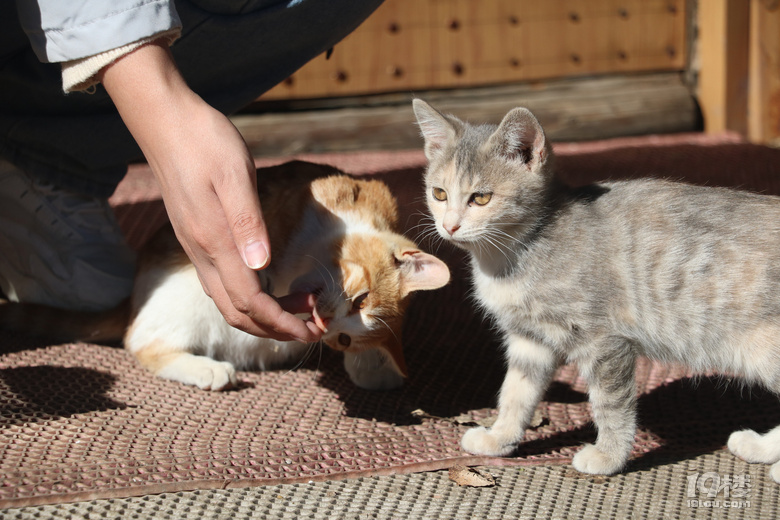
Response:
234,73,698,157
748,0,780,145
262,0,687,101
697,0,750,135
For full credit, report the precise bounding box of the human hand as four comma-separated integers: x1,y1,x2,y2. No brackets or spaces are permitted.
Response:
100,41,321,342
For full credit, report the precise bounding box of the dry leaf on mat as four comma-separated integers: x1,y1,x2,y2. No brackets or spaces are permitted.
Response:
411,408,547,429
448,465,496,487
410,409,498,428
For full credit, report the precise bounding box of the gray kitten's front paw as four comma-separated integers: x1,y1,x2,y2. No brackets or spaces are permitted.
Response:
461,426,517,457
572,444,626,475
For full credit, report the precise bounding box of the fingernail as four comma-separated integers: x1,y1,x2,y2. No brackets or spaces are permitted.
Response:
243,241,269,269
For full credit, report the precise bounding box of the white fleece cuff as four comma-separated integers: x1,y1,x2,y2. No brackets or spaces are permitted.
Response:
61,28,181,93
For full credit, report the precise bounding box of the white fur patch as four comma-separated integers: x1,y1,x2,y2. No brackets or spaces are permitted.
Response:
127,264,306,370
505,334,556,368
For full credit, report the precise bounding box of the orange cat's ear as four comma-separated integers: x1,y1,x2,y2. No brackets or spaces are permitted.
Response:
396,249,450,297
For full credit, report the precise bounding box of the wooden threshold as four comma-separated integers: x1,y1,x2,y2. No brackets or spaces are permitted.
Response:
232,72,700,157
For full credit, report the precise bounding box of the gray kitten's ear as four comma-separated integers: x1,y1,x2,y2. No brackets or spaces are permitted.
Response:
488,107,549,171
412,99,459,160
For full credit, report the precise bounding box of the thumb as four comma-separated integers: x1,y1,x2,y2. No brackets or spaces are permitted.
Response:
242,236,270,270
218,165,271,270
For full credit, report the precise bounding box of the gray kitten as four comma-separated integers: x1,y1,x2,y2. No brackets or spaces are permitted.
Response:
413,98,780,482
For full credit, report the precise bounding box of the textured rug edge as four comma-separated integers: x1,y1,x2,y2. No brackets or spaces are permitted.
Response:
0,455,573,509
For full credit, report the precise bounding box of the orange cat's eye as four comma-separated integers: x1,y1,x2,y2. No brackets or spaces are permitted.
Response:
351,293,368,313
471,192,492,206
432,187,447,201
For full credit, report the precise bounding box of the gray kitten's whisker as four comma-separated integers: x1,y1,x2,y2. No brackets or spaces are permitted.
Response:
408,220,437,240
478,226,518,254
479,234,515,266
485,225,522,240
413,222,449,255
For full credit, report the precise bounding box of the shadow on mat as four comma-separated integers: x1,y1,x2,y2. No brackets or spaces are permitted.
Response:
0,365,127,428
514,375,780,472
313,264,507,426
630,375,780,470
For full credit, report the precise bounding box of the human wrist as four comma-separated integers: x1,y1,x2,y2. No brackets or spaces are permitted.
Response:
100,41,207,164
62,29,181,93
100,39,192,112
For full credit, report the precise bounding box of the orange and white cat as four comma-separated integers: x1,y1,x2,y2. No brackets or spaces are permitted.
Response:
1,161,450,391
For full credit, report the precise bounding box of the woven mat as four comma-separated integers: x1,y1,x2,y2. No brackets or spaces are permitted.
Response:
3,133,780,508
4,452,775,519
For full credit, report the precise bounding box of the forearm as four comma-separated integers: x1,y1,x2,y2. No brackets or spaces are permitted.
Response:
98,40,251,224
99,40,198,171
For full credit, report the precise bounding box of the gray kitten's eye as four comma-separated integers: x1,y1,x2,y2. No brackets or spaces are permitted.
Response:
470,192,492,206
432,187,447,201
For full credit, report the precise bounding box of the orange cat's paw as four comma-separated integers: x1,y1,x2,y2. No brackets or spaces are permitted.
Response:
156,355,237,391
190,361,236,391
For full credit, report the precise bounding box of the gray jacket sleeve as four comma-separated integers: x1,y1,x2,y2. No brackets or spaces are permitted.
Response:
15,0,182,63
